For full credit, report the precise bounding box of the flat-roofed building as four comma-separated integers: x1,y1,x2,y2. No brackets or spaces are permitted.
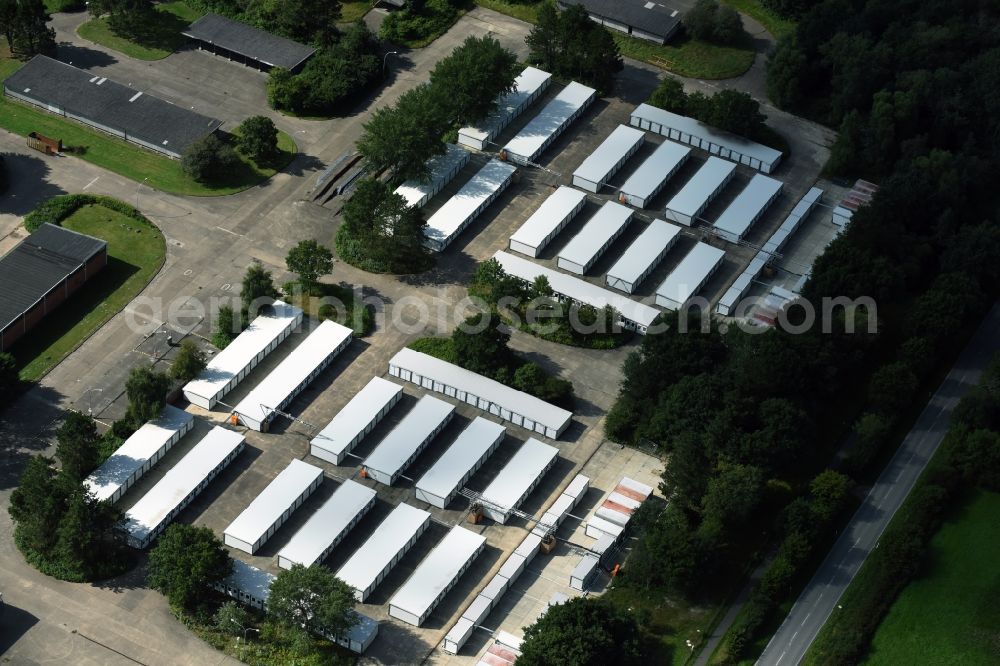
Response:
182,13,316,72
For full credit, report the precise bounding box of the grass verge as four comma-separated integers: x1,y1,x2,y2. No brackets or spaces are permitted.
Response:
612,32,755,80
13,200,165,381
722,0,796,40
283,281,375,337
77,2,204,60
603,585,716,666
863,489,1000,664
475,0,545,23
339,1,373,23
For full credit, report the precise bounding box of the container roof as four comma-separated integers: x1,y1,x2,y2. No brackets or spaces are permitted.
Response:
182,13,316,70
479,437,558,515
503,81,596,162
416,417,506,501
557,200,633,269
572,124,644,186
336,502,431,592
310,377,402,458
509,185,587,251
459,66,552,144
713,173,783,240
389,525,486,619
606,219,682,286
620,139,690,201
277,479,376,567
362,395,455,479
424,159,517,248
665,156,736,219
655,242,726,307
224,459,324,544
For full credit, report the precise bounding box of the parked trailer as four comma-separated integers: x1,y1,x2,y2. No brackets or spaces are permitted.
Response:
393,144,471,208
508,185,587,257
605,219,682,293
388,525,486,627
556,200,633,275
571,124,644,193
654,242,726,309
310,377,402,465
458,66,552,150
415,417,506,509
712,173,784,243
479,437,558,523
276,479,377,569
336,502,431,602
223,459,324,554
664,156,736,226
362,394,455,486
501,81,596,166
618,139,690,208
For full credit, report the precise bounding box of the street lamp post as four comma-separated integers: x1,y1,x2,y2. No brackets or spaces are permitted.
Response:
231,619,259,659
383,50,399,74
84,387,103,416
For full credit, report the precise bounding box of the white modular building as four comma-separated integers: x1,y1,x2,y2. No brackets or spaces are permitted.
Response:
415,417,506,509
508,185,587,257
619,139,691,208
585,515,624,540
630,103,783,174
654,242,726,309
223,459,324,554
424,159,518,252
556,201,634,275
84,405,194,504
393,144,472,208
458,66,552,150
335,613,379,655
388,525,487,627
213,559,275,610
605,219,682,293
501,81,597,166
493,251,661,333
388,347,572,439
532,472,591,538
121,426,245,549
570,553,599,590
183,301,303,409
276,479,377,569
713,173,784,243
361,394,455,486
310,377,403,465
478,437,558,523
232,319,353,432
664,156,737,226
571,124,645,193
336,502,431,602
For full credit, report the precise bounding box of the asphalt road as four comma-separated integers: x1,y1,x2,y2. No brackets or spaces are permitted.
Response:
757,301,1000,666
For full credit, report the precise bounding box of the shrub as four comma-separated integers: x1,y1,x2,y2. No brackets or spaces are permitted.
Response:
236,116,279,163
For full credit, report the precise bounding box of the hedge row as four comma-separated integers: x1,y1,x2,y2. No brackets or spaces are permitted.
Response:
24,193,153,232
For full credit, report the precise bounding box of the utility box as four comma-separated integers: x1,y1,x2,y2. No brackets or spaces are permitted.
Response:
27,132,61,155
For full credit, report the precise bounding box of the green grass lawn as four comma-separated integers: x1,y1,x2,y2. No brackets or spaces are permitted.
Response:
863,489,1000,665
13,203,166,381
340,1,373,23
475,0,545,23
77,1,205,60
284,281,375,337
723,0,796,40
613,32,756,80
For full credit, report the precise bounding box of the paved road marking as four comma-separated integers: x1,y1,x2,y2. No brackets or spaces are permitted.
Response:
82,176,99,190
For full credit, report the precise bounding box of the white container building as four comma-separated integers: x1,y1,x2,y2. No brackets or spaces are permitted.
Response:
478,437,558,524
213,559,274,610
585,515,624,540
556,201,633,275
664,156,737,226
654,242,726,309
415,417,506,509
501,81,596,166
630,103,783,174
458,66,552,150
508,185,587,257
443,617,476,654
571,125,645,193
712,173,784,243
515,532,544,564
605,219,682,293
619,140,691,208
183,301,302,409
570,553,599,590
493,251,661,333
276,479,377,569
393,144,472,209
223,459,324,554
424,159,518,252
361,394,455,486
84,405,194,504
232,320,353,431
310,377,403,465
121,426,245,549
388,347,572,439
388,525,487,627
335,613,380,654
336,502,431,602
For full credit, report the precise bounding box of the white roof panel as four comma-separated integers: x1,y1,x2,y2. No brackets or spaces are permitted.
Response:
631,103,782,166
563,474,590,500
233,319,352,428
606,219,682,285
122,426,244,543
572,125,645,186
620,140,691,202
459,67,552,145
479,438,558,515
224,459,324,545
84,405,193,502
620,476,655,498
416,417,505,502
656,242,726,306
493,251,661,329
503,81,596,162
509,186,587,251
277,479,377,568
223,559,275,603
389,525,486,620
424,159,517,247
713,173,783,240
665,157,736,220
557,201,633,270
184,301,302,401
310,377,402,459
389,348,572,435
363,394,455,478
394,144,471,208
336,502,430,594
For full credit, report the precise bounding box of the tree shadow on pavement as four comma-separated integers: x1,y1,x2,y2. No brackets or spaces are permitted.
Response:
0,152,68,217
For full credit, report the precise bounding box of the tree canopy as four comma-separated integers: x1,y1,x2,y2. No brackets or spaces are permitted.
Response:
55,411,101,484
336,178,431,273
266,564,358,639
525,3,622,96
518,597,644,666
236,116,279,163
285,239,333,287
124,366,171,427
169,339,207,382
148,524,232,610
241,263,279,316
0,0,55,57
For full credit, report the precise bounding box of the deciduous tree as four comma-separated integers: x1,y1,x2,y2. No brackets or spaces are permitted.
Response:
55,411,101,483
518,597,643,666
148,524,231,610
266,564,357,638
236,116,279,163
169,339,207,382
285,239,333,288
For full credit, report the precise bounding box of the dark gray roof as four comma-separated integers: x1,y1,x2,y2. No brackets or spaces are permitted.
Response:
2,56,223,155
560,0,682,39
0,224,107,331
182,13,316,70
